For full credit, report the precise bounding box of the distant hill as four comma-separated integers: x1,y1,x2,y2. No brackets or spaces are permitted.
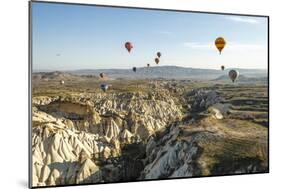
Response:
213,74,268,83
34,66,267,80
69,66,267,80
32,71,99,81
33,71,73,80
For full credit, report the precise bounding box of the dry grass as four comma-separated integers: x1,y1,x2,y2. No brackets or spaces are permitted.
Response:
178,117,268,175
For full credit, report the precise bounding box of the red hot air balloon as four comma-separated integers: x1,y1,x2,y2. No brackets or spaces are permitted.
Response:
125,42,133,53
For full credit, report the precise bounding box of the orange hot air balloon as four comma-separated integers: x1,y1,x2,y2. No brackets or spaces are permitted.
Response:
155,58,160,64
215,37,226,54
125,42,133,53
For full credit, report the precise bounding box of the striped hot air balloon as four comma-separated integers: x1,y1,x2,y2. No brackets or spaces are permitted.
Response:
215,37,226,54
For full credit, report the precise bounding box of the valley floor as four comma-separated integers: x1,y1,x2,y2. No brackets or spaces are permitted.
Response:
31,78,268,187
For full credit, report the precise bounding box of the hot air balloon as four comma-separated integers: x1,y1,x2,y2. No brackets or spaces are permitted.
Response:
125,42,133,53
155,58,160,64
132,67,137,72
147,64,150,67
215,37,226,54
228,70,239,83
221,65,225,71
157,52,161,58
100,84,109,92
99,73,104,78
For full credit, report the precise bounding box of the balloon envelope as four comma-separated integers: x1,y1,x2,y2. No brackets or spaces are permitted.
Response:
215,37,226,54
155,58,160,64
228,70,239,82
125,42,133,53
100,84,109,92
157,52,161,58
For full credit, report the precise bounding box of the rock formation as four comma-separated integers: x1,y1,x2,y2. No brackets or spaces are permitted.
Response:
32,80,268,187
32,91,182,186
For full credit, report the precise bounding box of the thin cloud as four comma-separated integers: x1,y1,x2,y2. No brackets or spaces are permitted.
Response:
183,41,265,51
183,42,212,49
157,31,173,35
229,42,265,50
224,16,260,24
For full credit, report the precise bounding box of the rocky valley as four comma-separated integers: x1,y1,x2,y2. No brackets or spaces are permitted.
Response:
31,72,268,187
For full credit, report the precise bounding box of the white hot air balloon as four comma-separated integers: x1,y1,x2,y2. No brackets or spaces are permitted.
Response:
228,70,239,83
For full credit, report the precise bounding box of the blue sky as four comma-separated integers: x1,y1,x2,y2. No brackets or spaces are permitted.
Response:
32,2,268,70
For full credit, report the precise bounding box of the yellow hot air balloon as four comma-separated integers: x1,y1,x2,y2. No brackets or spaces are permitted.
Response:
215,37,226,54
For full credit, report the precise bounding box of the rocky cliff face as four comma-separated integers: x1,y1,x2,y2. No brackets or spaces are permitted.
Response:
140,117,268,179
139,88,268,179
32,84,268,187
32,91,182,186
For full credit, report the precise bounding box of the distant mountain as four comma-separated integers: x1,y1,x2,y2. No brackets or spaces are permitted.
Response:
33,66,267,80
69,66,267,80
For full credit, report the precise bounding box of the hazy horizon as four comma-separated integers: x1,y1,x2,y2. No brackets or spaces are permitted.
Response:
33,64,268,73
32,2,268,70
